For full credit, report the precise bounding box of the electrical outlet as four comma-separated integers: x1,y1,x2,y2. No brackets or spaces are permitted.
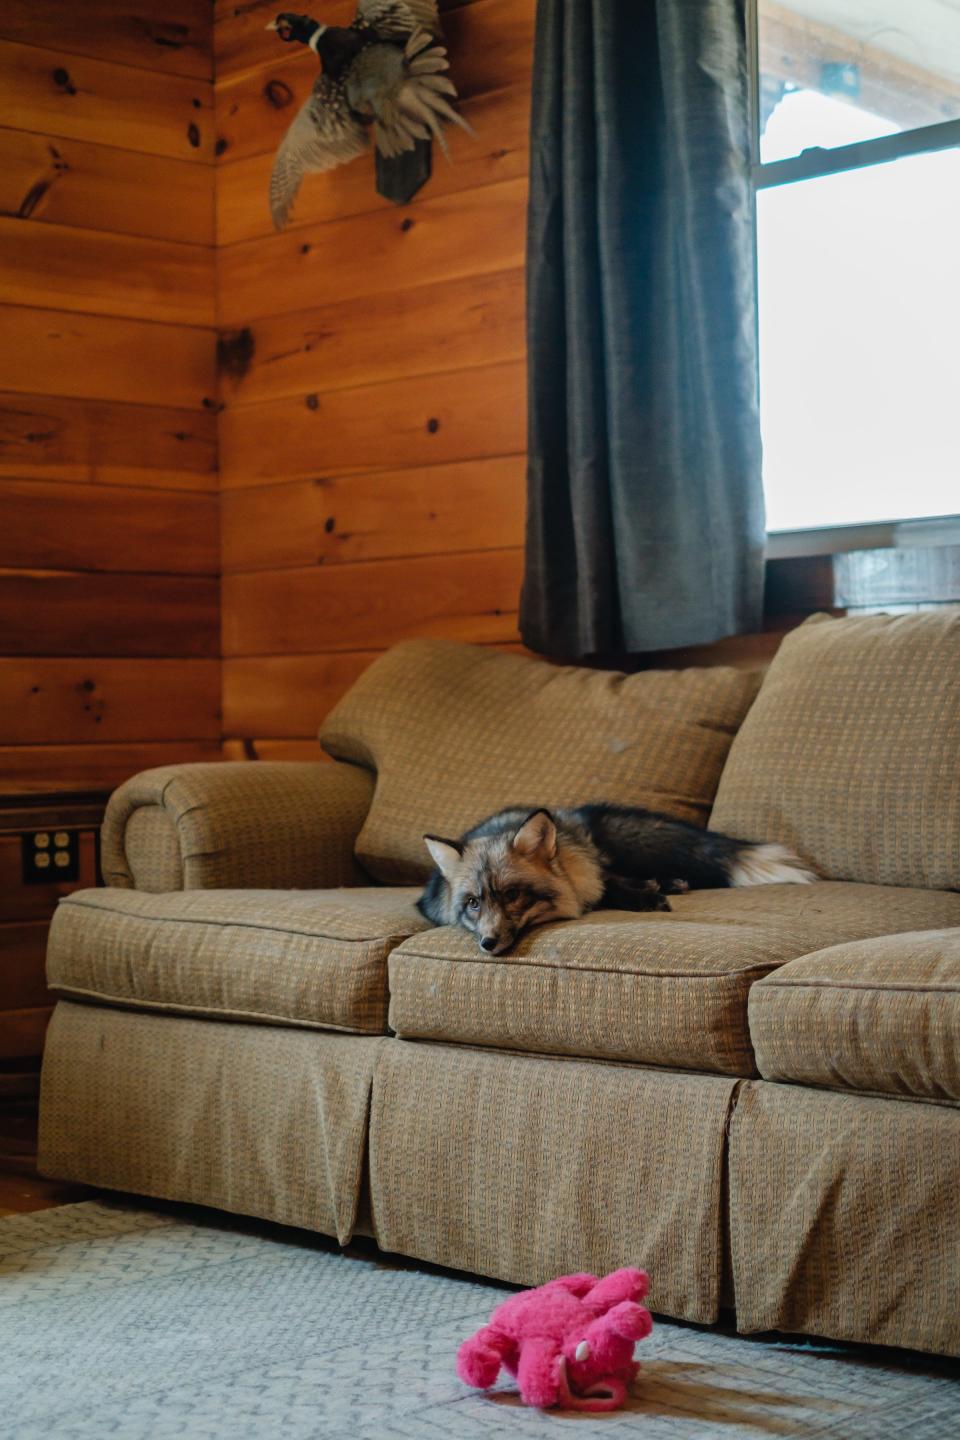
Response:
21,829,80,885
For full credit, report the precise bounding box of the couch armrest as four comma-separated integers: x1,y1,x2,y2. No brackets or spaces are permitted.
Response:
101,762,376,892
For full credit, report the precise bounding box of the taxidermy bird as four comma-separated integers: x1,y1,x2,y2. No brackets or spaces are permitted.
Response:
267,4,472,226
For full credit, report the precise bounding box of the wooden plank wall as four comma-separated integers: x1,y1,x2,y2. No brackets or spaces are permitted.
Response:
0,2,220,794
0,3,218,1059
215,0,534,755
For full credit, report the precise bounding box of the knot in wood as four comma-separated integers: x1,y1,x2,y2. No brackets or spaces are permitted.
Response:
265,80,294,110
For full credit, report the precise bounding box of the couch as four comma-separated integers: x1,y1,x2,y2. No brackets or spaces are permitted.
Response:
38,611,960,1357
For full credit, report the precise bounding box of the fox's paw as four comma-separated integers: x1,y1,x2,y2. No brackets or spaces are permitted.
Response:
602,876,672,913
637,881,671,912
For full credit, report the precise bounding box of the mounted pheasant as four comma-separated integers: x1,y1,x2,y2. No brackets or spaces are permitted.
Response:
267,4,471,225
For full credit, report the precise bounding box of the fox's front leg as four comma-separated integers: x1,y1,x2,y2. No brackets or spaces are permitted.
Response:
658,877,690,895
600,875,671,913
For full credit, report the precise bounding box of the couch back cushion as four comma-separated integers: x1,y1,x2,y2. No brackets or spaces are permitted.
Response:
711,609,960,889
321,640,762,883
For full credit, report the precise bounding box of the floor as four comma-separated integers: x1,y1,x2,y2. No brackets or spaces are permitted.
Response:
4,1198,959,1440
0,1098,88,1215
4,1093,959,1438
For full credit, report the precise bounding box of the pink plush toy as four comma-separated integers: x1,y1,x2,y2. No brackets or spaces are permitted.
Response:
457,1268,653,1412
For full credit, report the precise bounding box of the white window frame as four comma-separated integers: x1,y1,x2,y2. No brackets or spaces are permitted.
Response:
746,0,960,559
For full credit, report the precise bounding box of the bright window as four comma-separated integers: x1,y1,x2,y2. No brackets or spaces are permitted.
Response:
753,1,960,535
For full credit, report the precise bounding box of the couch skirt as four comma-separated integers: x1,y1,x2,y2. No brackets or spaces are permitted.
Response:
40,1005,960,1354
730,1080,960,1357
38,1002,385,1244
39,1006,738,1326
369,1041,738,1324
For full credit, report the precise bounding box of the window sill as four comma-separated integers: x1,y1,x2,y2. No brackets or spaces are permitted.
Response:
766,515,960,561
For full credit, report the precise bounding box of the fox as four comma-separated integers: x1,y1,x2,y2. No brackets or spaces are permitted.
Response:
417,803,816,956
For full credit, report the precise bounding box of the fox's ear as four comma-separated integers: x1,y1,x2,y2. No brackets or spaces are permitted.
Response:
423,834,463,880
512,810,557,861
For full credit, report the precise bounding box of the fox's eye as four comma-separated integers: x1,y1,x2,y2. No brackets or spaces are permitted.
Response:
503,888,520,904
465,896,480,913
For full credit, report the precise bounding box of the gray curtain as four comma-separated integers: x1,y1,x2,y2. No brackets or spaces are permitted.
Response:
520,0,765,657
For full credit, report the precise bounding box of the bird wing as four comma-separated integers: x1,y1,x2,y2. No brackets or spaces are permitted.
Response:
346,30,472,161
356,0,441,40
269,77,369,229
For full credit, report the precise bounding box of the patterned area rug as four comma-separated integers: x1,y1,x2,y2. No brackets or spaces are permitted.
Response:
2,1200,958,1438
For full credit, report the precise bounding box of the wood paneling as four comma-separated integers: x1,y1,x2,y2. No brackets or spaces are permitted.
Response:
214,0,359,80
0,741,220,792
222,456,525,571
0,1008,52,1062
220,267,524,407
222,642,532,738
0,659,220,745
438,0,536,100
223,549,523,656
0,1,212,80
0,41,214,161
0,26,218,786
0,571,218,657
0,480,218,574
0,128,215,244
218,177,525,324
214,0,533,164
0,8,218,1073
215,0,532,749
220,359,526,487
0,217,215,325
0,924,54,1012
222,653,376,738
0,391,216,490
0,306,216,408
216,82,530,244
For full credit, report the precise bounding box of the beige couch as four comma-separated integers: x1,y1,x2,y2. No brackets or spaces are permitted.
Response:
38,612,960,1357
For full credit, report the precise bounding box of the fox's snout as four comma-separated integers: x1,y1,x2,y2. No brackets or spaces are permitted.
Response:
478,930,513,956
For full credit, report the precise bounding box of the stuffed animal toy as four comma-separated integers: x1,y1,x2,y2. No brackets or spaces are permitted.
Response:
456,1268,653,1412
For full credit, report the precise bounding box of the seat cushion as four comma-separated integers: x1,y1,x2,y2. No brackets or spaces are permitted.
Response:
387,882,960,1075
47,887,428,1035
321,639,762,883
749,929,960,1102
711,609,960,889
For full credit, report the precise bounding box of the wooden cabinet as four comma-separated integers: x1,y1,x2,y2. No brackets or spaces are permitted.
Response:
0,791,106,1073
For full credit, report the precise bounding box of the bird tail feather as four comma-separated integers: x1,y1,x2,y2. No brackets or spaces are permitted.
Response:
380,28,474,161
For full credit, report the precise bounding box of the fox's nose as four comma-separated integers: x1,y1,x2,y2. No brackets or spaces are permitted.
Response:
480,936,498,953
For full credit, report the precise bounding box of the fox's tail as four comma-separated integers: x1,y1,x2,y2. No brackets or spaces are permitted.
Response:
727,841,817,887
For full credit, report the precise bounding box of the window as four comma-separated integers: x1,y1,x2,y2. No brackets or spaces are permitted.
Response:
751,2,960,540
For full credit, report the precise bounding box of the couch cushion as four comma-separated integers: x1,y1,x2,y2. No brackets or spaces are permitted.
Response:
47,887,428,1035
321,639,762,883
749,929,960,1103
387,882,960,1075
711,609,960,889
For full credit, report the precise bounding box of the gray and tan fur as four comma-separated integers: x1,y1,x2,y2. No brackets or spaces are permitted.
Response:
418,804,816,955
